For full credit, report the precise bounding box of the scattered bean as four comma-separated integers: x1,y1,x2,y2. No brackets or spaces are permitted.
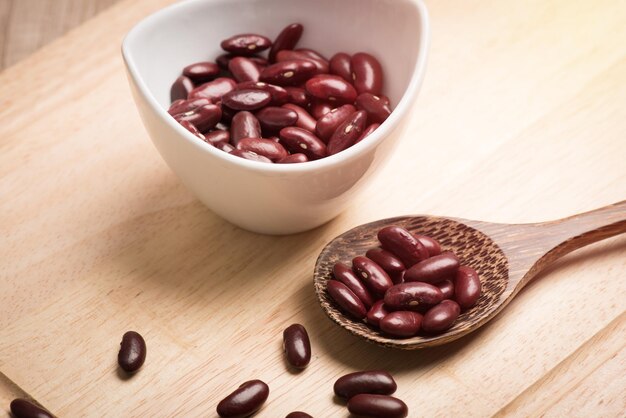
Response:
347,394,408,418
216,380,269,418
283,324,311,369
118,331,146,373
10,399,54,418
285,412,312,418
334,370,397,399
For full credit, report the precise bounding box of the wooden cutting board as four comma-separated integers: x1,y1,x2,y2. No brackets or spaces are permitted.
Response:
1,0,625,416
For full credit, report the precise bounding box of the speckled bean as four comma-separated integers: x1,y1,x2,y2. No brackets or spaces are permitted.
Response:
260,60,317,86
315,104,356,142
355,93,392,123
327,110,368,155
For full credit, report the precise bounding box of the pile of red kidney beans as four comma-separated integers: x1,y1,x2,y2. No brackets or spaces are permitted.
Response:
328,226,482,338
168,23,392,163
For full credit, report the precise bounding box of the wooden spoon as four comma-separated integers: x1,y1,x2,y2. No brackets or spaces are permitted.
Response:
314,201,626,349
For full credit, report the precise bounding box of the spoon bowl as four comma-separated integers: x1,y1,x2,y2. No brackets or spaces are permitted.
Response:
314,201,626,349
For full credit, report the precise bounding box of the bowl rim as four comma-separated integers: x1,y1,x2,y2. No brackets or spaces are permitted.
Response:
121,0,430,174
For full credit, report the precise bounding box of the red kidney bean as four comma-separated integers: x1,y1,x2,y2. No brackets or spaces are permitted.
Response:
305,75,357,104
118,331,146,373
230,149,272,163
329,52,352,82
285,412,312,418
296,48,329,62
237,81,289,106
250,56,268,67
189,77,237,101
379,311,423,338
279,127,327,160
256,106,298,133
228,57,261,82
327,110,368,155
202,130,230,147
414,234,442,257
334,370,397,399
437,279,455,300
422,300,461,333
309,100,333,119
170,75,194,102
175,104,222,133
220,104,237,124
216,53,233,71
168,97,211,116
218,142,235,153
356,122,381,143
183,61,220,83
179,120,204,139
404,252,460,284
269,23,303,62
327,280,367,320
283,323,311,369
377,226,429,267
315,104,356,142
351,52,384,95
333,263,374,309
230,111,261,145
10,399,54,418
236,138,288,161
455,266,481,309
352,256,393,296
348,394,408,418
217,380,269,418
365,248,405,283
282,104,316,132
222,89,271,111
221,34,272,56
260,60,317,86
366,300,389,328
277,153,308,164
384,282,443,311
355,93,392,123
277,50,329,75
284,87,310,107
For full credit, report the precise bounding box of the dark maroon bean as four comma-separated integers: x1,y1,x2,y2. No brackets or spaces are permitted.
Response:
230,149,273,163
366,300,389,328
231,111,261,145
365,248,405,278
249,56,268,67
256,107,298,133
217,142,235,153
189,77,237,101
10,399,54,418
404,252,460,284
327,110,368,155
277,50,328,75
216,380,269,418
236,138,288,161
168,97,211,116
282,104,316,132
355,93,392,124
283,323,311,369
277,153,308,163
351,52,384,95
329,52,352,82
221,34,272,56
379,311,422,338
237,81,289,106
334,370,397,399
333,263,374,309
316,104,356,142
202,130,230,147
414,234,442,257
437,279,455,300
118,331,146,373
352,256,393,296
279,127,327,160
216,53,233,71
220,104,237,124
285,412,312,418
356,123,381,143
347,394,408,418
260,60,317,86
269,23,303,63
295,48,328,62
327,280,367,320
422,300,461,333
228,57,261,82
183,61,220,83
284,87,310,107
221,89,271,111
455,266,481,310
170,75,194,102
179,120,204,139
305,75,357,104
377,226,429,267
175,104,222,133
384,282,444,311
309,100,333,119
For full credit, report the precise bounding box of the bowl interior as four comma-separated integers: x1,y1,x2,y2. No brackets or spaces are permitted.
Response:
124,0,425,109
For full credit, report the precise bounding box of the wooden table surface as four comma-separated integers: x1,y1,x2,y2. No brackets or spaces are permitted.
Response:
1,0,625,417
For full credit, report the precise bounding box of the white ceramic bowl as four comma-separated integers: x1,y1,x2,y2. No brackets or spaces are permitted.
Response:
122,0,429,234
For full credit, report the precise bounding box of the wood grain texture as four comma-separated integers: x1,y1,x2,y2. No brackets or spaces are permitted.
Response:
0,0,625,417
0,0,121,69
